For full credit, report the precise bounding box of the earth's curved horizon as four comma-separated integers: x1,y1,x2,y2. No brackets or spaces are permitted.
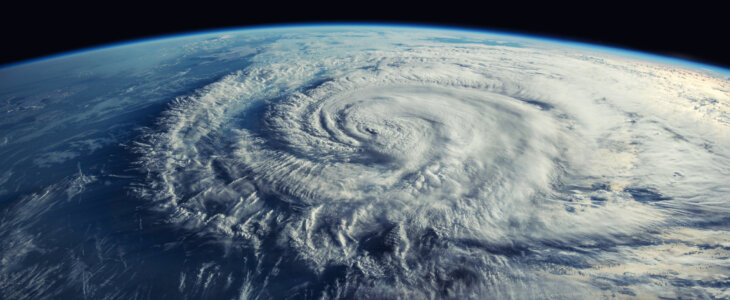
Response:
5,24,730,75
1,25,728,299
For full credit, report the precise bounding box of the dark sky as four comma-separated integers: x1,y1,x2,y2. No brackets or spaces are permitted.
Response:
1,3,727,69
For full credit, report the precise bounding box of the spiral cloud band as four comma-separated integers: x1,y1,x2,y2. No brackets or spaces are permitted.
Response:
3,27,730,299
125,30,730,298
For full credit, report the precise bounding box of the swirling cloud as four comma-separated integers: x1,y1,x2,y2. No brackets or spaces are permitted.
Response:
130,30,730,298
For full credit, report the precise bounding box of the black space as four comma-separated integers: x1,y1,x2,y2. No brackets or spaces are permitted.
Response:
1,3,727,69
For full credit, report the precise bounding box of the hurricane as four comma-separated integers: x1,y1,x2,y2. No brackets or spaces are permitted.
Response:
1,26,729,299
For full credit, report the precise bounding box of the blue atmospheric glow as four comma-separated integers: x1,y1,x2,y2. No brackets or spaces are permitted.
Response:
3,22,728,75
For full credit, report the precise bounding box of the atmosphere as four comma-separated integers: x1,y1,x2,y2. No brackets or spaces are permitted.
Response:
1,3,728,68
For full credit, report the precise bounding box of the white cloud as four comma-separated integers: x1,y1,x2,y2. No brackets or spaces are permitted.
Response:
128,29,730,298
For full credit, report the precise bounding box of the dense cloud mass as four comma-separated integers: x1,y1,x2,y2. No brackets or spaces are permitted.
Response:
1,27,729,299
